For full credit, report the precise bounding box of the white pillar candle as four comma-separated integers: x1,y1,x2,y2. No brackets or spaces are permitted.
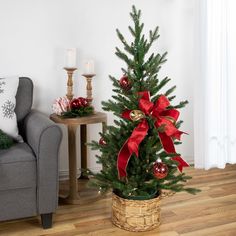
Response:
84,60,95,74
65,48,77,68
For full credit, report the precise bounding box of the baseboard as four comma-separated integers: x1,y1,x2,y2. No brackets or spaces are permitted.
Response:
59,170,81,181
186,156,194,165
59,166,102,181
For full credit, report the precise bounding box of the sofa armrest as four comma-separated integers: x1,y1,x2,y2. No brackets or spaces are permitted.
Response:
24,110,62,214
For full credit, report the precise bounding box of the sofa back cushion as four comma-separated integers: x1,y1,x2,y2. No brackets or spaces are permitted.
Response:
15,77,33,122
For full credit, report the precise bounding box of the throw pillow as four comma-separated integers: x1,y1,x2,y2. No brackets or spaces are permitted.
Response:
0,76,22,141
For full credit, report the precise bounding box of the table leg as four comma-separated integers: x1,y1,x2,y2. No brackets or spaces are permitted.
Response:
80,124,88,179
60,125,80,204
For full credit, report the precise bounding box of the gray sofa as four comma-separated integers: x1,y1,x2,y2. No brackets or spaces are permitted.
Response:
0,77,62,228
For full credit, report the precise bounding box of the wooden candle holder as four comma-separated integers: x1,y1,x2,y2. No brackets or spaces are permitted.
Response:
64,67,77,101
82,74,95,105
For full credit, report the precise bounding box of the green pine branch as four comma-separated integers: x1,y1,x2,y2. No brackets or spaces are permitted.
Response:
0,130,14,149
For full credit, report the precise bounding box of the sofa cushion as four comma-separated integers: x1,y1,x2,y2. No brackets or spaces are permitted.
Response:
0,143,36,190
15,77,33,122
0,188,37,221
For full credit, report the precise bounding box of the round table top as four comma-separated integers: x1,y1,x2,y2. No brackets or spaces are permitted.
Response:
50,111,107,125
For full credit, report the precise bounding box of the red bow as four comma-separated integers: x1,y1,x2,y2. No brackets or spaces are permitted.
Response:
117,91,189,178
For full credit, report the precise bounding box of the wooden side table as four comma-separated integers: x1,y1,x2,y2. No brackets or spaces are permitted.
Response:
50,112,107,204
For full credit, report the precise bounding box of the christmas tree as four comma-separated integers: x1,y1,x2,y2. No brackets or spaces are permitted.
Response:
88,6,199,198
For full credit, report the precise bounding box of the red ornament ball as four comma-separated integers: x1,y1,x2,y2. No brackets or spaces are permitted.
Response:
119,75,131,91
70,98,81,110
77,97,89,107
82,98,89,107
99,138,107,146
70,97,89,110
153,162,168,179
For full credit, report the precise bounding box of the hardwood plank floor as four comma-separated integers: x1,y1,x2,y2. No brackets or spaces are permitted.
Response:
0,165,236,236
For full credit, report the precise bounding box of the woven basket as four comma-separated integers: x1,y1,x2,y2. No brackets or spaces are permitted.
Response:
111,192,161,232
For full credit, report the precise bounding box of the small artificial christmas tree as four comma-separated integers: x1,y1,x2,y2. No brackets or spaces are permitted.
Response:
88,6,199,199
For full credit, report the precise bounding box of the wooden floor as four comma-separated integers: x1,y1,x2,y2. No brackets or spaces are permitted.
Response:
0,165,236,236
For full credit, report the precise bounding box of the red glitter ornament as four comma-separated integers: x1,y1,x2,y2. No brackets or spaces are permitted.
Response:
70,97,89,110
77,97,89,107
153,162,168,179
119,75,131,91
99,137,107,146
81,98,89,107
70,98,81,110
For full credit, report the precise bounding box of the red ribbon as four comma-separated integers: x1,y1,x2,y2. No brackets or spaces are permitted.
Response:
117,91,189,178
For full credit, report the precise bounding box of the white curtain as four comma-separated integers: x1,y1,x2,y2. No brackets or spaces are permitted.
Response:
194,0,236,169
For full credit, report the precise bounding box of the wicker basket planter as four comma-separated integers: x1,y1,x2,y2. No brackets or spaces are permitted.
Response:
111,192,161,232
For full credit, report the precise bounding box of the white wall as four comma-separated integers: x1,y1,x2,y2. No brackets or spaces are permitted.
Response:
0,0,197,177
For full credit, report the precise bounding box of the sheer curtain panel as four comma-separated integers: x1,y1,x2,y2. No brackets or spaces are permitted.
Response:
194,0,236,169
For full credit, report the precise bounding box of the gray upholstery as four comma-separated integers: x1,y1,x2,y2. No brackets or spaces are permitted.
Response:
0,77,62,225
0,188,37,221
24,111,61,213
15,77,33,122
0,143,36,190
